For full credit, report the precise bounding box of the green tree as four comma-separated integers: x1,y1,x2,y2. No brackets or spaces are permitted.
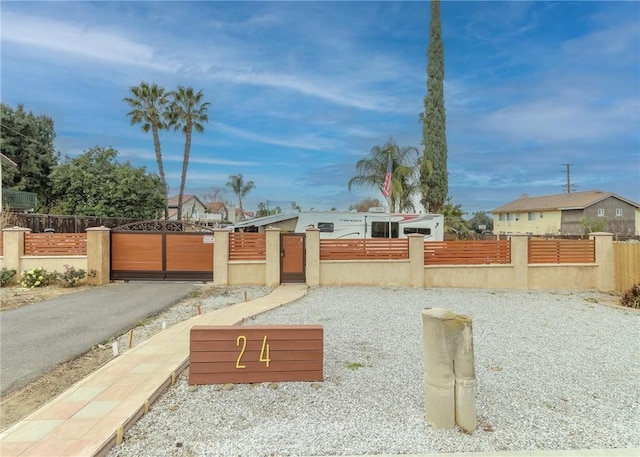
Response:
226,174,255,221
49,146,165,218
420,0,448,213
442,197,469,238
0,103,59,210
580,216,607,235
166,86,210,221
348,140,420,213
466,211,494,233
124,82,170,217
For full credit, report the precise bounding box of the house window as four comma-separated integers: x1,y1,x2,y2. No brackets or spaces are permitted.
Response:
597,208,605,217
317,222,334,233
615,208,623,217
528,212,535,221
499,214,506,221
506,213,513,221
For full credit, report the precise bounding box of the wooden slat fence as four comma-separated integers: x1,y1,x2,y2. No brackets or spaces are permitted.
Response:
424,240,511,265
613,242,640,293
229,233,266,261
528,239,595,264
320,239,408,260
0,234,3,257
24,233,87,256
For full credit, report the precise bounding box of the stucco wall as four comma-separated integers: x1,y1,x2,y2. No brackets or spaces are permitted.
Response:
424,265,516,289
228,262,266,285
20,256,87,275
319,260,411,286
527,264,598,290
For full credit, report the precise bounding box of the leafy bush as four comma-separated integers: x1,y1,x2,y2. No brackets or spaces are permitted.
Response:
20,267,56,288
620,284,640,309
0,268,17,287
58,265,92,288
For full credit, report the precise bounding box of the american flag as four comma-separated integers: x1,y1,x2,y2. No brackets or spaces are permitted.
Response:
382,154,392,199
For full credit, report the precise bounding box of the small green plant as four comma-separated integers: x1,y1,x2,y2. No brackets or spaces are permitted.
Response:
0,267,17,287
20,267,55,288
58,264,89,288
620,284,640,309
345,361,365,371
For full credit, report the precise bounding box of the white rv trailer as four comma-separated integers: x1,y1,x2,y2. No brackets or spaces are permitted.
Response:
233,211,444,241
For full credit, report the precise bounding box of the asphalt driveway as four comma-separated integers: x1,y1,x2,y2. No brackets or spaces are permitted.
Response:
0,281,201,395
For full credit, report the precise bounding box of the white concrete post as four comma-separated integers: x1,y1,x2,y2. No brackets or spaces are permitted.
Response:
422,307,477,433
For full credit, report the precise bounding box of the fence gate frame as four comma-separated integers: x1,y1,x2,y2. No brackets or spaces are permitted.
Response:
111,220,215,281
280,233,306,283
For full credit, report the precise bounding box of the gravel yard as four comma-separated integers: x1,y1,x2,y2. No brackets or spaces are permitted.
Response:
108,287,640,457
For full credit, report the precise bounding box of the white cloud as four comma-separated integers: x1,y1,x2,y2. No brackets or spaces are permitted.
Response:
1,12,178,71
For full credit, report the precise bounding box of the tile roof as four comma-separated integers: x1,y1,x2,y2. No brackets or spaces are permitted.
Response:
492,189,640,213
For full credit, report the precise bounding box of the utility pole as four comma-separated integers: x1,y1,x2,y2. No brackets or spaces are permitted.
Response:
562,163,575,193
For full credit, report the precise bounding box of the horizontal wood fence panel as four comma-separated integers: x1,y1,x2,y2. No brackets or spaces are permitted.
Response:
165,233,214,272
111,233,162,271
320,239,408,260
190,325,323,384
424,240,510,265
528,239,595,264
229,233,266,261
614,242,640,293
24,233,87,256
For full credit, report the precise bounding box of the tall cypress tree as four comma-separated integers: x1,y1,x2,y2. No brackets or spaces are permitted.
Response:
420,0,448,213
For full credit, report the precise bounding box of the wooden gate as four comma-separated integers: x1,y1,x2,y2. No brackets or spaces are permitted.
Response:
111,221,215,281
280,233,305,283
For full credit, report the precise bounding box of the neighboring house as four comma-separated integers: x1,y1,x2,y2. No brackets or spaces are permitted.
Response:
167,194,208,221
204,201,230,223
492,189,640,238
235,207,254,222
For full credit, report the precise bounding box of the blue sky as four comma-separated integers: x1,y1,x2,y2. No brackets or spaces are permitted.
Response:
1,1,639,215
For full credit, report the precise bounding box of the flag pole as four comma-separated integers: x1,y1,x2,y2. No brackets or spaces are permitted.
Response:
382,152,392,239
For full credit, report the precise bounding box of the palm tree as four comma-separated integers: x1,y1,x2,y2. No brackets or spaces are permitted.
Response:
166,86,210,221
124,82,169,218
226,174,255,221
348,140,420,213
441,197,470,238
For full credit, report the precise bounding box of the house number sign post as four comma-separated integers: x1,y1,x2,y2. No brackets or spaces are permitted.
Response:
189,325,324,385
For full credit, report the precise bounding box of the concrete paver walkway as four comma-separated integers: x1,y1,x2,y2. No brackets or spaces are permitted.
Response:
0,284,308,457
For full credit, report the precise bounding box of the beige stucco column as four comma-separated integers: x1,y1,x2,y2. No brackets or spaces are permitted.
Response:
422,307,477,433
265,227,281,287
305,227,320,287
213,229,230,286
408,234,425,288
508,234,529,290
590,232,614,292
86,226,111,285
2,227,31,282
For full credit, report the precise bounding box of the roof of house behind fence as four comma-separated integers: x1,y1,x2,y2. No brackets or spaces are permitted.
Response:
492,189,640,213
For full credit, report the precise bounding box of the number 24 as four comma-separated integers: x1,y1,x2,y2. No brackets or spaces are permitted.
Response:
236,335,270,369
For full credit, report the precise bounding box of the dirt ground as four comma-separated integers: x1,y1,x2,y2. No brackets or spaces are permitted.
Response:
0,284,210,431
